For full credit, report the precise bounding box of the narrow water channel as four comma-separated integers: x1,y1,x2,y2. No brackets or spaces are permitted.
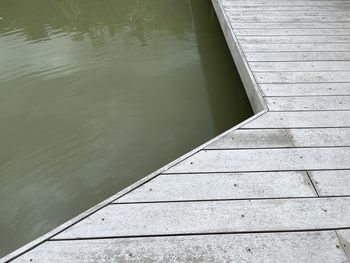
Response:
0,0,252,256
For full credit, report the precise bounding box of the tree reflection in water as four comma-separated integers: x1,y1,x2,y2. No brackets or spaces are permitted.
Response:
0,0,192,46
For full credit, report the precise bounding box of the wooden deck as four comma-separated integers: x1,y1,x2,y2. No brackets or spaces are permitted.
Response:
3,0,350,262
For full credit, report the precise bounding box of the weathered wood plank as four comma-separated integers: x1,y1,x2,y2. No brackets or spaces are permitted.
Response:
231,22,350,29
242,43,350,52
228,15,350,23
228,10,350,17
222,0,350,5
210,127,350,148
239,36,350,44
260,83,350,96
245,52,350,62
243,111,350,128
206,129,292,149
266,96,350,111
251,61,350,71
226,5,350,11
54,197,350,239
288,128,350,146
116,172,315,203
12,232,348,263
166,147,350,173
255,71,350,84
234,28,350,36
309,170,350,196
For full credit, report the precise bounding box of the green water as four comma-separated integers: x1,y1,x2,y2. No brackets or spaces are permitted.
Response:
0,0,252,257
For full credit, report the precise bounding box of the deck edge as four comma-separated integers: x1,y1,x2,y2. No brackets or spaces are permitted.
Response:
211,0,268,113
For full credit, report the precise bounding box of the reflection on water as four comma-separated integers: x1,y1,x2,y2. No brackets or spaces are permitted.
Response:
0,0,252,256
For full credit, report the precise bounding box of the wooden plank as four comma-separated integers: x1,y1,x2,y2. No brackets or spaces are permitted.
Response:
54,197,350,239
210,127,350,148
116,172,315,203
266,96,350,111
309,170,350,196
231,22,350,29
206,129,292,149
260,83,350,96
222,0,350,5
239,36,350,44
243,111,350,128
12,232,348,263
255,71,350,84
225,5,350,11
228,10,350,17
166,147,350,173
234,28,350,36
228,15,350,23
242,43,350,52
337,229,350,260
245,52,350,62
251,61,350,71
288,128,350,146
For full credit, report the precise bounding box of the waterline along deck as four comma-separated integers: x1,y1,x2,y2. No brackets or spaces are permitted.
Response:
3,0,350,262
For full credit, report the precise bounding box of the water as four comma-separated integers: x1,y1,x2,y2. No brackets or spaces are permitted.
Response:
0,0,252,256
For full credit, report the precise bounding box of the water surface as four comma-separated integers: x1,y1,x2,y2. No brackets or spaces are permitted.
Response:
0,0,252,256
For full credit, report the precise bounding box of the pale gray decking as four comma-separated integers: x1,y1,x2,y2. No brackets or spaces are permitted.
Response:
3,0,350,262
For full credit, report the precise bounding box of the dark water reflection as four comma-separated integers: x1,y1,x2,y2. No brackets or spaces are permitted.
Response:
0,0,252,256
